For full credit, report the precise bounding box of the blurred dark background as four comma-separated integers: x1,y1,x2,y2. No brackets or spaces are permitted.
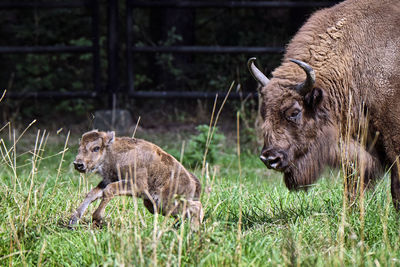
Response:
0,0,339,130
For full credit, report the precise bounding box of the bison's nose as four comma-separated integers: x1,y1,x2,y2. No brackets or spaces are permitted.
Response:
260,148,288,171
73,161,86,172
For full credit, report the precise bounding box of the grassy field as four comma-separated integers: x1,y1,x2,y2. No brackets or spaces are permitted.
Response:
1,127,400,267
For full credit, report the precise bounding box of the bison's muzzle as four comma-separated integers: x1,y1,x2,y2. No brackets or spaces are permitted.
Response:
260,148,288,171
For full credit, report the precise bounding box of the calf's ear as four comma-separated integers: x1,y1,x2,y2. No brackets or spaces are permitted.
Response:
304,87,323,110
105,131,115,146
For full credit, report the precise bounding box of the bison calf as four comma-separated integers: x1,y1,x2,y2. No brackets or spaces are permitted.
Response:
69,130,203,228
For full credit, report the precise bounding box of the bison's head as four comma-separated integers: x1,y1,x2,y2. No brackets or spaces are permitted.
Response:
248,58,329,175
73,130,115,173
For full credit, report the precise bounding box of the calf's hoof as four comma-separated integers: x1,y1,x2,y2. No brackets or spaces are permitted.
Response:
92,214,104,228
190,219,201,232
92,219,103,229
68,214,79,226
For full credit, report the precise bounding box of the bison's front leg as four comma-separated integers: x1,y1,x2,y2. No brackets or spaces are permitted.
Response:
391,160,400,210
342,140,383,203
69,186,104,226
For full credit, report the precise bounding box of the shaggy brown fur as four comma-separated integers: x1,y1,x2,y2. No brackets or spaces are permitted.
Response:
251,0,400,207
69,130,203,228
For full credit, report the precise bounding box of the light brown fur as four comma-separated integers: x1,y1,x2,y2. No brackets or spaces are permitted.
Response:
69,130,203,228
252,0,400,207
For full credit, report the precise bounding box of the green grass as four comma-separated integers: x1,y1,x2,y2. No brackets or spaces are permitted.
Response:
1,130,400,266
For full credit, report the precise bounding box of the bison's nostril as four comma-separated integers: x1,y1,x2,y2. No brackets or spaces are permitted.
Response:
74,161,85,171
267,156,281,169
260,154,281,168
260,155,268,163
260,150,287,170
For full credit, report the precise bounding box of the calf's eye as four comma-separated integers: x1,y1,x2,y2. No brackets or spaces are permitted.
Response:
93,146,100,152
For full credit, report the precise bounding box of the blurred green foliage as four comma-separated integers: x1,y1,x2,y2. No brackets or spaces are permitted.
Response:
170,124,226,168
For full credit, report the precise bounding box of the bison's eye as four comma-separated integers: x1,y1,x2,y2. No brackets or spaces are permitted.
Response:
92,146,100,152
286,109,301,123
283,101,302,123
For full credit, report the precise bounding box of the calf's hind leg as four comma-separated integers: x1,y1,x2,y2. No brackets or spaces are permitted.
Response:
165,199,204,230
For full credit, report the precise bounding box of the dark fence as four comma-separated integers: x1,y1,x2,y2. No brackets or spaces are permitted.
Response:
2,0,338,103
126,1,338,100
0,0,100,99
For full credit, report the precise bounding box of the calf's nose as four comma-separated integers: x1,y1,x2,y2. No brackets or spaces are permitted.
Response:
73,161,85,171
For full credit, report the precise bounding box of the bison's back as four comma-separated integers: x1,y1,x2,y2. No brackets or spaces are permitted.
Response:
285,0,400,160
127,138,201,190
280,0,400,118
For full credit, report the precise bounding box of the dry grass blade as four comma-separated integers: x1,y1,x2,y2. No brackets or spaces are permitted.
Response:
23,130,49,228
235,111,242,265
0,89,6,103
132,116,141,138
201,94,218,177
201,81,234,176
0,121,10,133
4,120,37,158
8,215,27,267
51,131,70,195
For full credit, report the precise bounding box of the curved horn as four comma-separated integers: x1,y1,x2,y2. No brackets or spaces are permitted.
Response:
289,59,315,96
247,57,270,87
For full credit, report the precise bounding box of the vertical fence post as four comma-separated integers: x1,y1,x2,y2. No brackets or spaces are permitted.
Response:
91,0,101,94
126,0,134,95
107,0,118,108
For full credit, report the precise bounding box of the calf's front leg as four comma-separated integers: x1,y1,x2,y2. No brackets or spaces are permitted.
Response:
69,185,104,226
92,180,137,225
92,168,148,225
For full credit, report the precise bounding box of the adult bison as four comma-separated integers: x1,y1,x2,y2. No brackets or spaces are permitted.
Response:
248,0,400,208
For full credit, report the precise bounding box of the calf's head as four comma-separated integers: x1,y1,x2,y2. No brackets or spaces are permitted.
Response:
73,130,115,173
248,58,328,172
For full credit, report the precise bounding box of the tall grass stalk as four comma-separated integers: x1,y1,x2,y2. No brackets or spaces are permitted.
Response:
235,111,243,265
132,116,141,138
23,130,48,229
52,131,70,195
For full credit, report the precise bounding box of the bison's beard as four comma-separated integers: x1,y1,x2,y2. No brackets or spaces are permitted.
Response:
283,131,340,191
282,128,384,191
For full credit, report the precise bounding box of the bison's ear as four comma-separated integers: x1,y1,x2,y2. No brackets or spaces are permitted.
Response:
304,88,323,110
104,131,115,146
